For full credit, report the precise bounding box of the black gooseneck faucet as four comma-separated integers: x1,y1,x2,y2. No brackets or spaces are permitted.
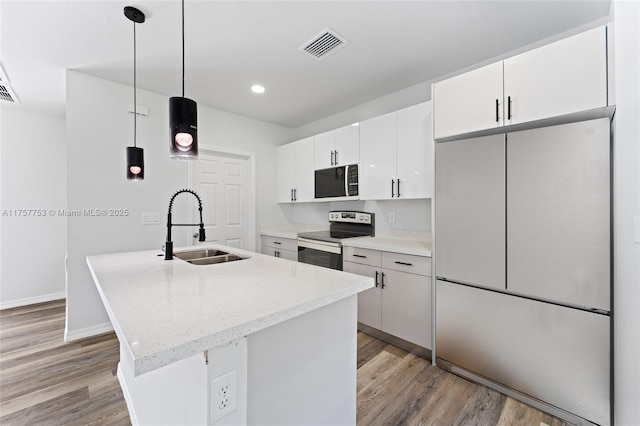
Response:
165,189,206,260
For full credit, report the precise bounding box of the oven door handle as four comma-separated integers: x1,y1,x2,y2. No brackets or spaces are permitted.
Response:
297,237,342,254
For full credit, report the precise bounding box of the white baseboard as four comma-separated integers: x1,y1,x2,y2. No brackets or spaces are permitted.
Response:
64,321,113,342
0,292,66,310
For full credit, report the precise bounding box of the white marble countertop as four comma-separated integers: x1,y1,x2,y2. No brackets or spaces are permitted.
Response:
342,236,432,257
260,224,328,239
87,244,372,376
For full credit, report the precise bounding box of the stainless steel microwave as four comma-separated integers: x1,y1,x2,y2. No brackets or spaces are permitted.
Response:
314,164,359,201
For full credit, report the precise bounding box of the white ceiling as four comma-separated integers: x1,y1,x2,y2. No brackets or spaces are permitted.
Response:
1,0,611,128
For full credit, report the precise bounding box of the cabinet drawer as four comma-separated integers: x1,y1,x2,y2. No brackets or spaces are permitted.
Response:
381,252,431,276
343,247,381,267
261,236,297,252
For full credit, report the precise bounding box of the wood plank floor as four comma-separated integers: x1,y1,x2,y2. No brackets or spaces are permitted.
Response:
356,332,571,426
1,300,571,425
0,300,129,425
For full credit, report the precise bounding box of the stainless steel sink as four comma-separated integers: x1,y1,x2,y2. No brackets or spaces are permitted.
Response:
186,254,244,265
174,249,229,261
173,248,245,265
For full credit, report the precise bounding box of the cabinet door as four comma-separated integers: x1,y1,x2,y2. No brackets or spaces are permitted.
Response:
343,261,381,329
396,101,433,199
433,61,504,139
293,137,315,202
359,111,397,200
276,143,295,203
277,249,298,261
381,269,431,349
334,124,359,166
261,246,276,257
507,119,610,310
314,130,335,170
504,27,607,125
435,134,506,290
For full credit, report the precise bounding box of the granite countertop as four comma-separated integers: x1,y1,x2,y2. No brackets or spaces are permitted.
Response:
342,236,432,257
87,245,372,376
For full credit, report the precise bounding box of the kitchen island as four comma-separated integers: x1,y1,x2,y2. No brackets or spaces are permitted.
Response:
87,245,373,425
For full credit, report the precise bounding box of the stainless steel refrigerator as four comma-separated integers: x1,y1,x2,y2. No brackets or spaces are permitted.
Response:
435,118,611,426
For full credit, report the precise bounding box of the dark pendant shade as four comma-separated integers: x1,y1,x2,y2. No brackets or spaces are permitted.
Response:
169,96,198,159
127,146,144,180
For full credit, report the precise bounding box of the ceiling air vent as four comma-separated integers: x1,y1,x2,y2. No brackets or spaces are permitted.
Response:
0,84,19,104
0,63,19,103
299,28,348,61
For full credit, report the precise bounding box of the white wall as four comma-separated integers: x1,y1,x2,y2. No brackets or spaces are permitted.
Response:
65,71,290,340
0,106,67,309
611,1,640,425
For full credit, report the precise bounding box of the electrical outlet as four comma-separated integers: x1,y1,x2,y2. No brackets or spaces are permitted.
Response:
141,212,160,225
209,369,237,423
389,212,396,224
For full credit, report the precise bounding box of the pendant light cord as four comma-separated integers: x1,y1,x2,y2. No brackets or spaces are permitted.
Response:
133,19,137,148
182,0,185,98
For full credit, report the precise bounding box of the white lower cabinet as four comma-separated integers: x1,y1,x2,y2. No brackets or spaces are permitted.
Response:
343,246,431,349
260,235,298,261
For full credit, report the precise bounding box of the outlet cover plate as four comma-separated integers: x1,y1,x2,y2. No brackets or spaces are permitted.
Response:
209,369,238,423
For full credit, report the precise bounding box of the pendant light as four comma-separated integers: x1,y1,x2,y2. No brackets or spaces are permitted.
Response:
125,6,145,180
169,0,198,159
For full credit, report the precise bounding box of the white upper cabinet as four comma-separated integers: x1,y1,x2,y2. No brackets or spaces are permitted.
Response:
433,62,504,139
360,102,434,200
314,124,359,170
276,142,295,203
314,130,335,170
503,26,607,125
433,26,607,140
277,137,315,203
359,111,398,200
396,102,434,199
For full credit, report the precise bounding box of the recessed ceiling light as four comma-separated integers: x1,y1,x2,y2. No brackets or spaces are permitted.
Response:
251,85,265,94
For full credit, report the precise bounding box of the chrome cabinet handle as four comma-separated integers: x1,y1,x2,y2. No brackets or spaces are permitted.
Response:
395,261,413,266
380,272,385,289
375,271,379,287
353,254,367,258
507,96,512,120
397,179,401,198
391,180,395,198
274,241,282,245
334,150,338,165
495,99,500,122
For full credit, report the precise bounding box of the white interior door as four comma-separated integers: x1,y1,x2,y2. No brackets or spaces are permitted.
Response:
193,152,250,250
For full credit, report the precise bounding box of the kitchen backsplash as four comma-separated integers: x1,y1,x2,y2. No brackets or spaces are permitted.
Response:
283,198,431,234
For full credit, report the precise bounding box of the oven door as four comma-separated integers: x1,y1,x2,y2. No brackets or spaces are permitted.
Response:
297,238,343,270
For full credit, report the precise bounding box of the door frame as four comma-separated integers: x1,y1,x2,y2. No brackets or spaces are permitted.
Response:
188,145,256,252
